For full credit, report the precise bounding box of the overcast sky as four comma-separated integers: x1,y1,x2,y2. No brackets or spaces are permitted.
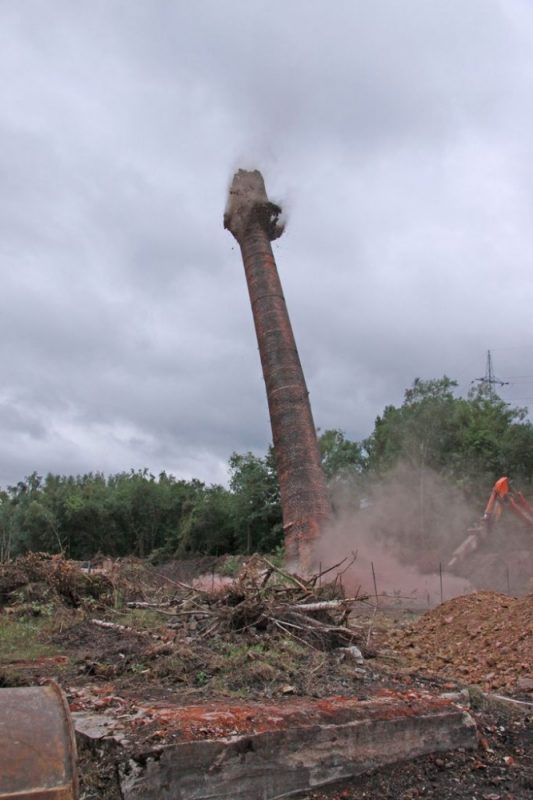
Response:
1,1,533,488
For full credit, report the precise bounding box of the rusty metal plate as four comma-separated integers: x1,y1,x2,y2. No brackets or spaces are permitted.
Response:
0,681,78,799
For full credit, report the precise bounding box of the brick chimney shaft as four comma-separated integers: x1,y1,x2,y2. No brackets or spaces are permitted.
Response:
224,169,331,566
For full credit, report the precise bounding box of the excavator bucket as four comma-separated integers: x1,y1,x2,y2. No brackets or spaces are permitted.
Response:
0,681,78,799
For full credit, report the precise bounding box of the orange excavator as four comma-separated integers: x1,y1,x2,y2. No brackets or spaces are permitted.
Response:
448,476,533,569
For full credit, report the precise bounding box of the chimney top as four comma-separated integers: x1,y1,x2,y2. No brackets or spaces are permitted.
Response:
224,169,284,242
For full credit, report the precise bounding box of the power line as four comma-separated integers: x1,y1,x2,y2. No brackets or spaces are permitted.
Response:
472,350,509,400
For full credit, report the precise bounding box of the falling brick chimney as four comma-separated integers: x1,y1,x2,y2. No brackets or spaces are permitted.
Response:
224,169,331,567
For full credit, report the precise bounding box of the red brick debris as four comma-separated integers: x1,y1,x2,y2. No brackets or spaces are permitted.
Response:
224,170,331,567
141,691,461,741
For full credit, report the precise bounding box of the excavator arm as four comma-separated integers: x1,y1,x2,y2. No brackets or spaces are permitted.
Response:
482,476,533,530
448,476,533,569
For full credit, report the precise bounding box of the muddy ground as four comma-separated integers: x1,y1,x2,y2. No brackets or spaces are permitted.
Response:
0,554,531,799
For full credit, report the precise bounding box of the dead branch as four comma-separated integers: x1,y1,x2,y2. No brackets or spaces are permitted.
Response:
289,598,363,613
152,571,212,595
90,618,169,642
309,556,349,585
271,619,322,651
338,551,358,577
259,557,310,592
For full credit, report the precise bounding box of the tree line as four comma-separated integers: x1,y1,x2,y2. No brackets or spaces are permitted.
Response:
1,377,532,561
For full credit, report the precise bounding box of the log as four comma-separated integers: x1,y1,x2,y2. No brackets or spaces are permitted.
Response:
90,618,168,642
288,599,361,613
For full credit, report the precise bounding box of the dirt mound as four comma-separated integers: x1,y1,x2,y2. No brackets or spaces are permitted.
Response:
389,591,533,693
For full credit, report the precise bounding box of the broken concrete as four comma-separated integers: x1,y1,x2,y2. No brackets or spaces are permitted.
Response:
75,693,477,800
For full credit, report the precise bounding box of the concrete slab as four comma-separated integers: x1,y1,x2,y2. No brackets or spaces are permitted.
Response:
75,692,478,800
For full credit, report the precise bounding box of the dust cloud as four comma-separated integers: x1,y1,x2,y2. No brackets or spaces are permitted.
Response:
314,463,476,607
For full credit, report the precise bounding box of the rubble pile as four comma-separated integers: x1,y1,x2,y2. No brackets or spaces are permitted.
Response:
0,554,198,611
388,591,533,693
123,554,367,653
0,552,112,608
1,553,372,698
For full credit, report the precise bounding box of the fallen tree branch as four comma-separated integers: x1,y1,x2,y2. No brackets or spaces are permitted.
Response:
90,618,168,642
126,601,173,609
285,609,363,633
289,598,364,613
337,552,358,577
271,619,322,651
309,556,349,586
152,571,212,595
259,557,310,593
309,552,358,587
126,601,212,618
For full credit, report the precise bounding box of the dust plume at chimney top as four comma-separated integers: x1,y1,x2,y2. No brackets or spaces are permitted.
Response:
224,169,331,568
224,169,285,241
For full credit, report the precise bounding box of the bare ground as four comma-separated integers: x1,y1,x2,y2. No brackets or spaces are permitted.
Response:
0,554,531,799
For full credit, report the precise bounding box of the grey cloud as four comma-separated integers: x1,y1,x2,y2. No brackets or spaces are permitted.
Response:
0,1,532,486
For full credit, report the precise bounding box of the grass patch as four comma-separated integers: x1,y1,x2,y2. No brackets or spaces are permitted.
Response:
0,614,59,662
207,637,310,693
220,555,242,578
0,668,31,687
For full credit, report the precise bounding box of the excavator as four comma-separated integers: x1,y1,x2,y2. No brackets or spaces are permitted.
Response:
448,476,533,569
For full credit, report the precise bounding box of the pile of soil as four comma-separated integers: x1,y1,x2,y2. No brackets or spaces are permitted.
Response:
386,591,533,694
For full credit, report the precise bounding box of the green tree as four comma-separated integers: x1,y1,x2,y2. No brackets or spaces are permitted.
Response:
174,483,236,556
0,490,12,561
318,429,367,512
318,429,365,480
364,376,533,504
229,450,282,553
450,385,533,489
365,377,460,475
